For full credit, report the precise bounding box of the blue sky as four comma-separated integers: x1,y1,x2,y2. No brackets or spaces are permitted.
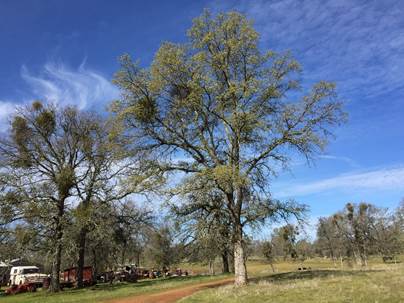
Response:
1,0,403,224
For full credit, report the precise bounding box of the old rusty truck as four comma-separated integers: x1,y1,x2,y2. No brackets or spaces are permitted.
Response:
8,266,47,287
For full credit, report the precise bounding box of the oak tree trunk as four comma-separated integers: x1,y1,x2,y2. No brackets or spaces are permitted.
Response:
233,227,248,286
51,241,62,292
76,227,87,288
222,250,230,273
208,260,215,275
270,262,276,273
50,202,64,292
92,248,97,282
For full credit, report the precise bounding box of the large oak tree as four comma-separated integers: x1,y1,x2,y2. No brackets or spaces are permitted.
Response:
112,11,345,285
0,102,101,291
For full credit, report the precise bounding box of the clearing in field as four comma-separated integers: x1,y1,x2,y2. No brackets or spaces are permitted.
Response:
180,264,404,303
1,259,403,303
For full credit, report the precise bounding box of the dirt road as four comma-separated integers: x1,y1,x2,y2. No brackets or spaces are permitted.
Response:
105,278,233,303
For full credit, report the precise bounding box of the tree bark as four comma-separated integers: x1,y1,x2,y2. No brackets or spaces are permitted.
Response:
76,227,87,288
51,240,62,292
233,226,248,286
221,250,230,273
50,202,64,292
229,251,235,273
270,262,276,273
92,248,97,282
208,260,215,275
121,243,127,265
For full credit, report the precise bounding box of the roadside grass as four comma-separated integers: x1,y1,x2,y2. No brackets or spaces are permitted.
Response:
177,262,212,275
0,257,402,303
180,262,404,303
0,274,231,303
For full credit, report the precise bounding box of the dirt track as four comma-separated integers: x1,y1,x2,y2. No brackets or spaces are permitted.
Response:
105,278,233,303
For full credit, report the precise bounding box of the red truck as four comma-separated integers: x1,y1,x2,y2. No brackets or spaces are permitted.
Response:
62,266,94,287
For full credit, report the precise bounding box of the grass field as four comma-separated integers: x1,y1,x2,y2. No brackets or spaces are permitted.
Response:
180,260,404,303
0,274,230,303
0,258,403,303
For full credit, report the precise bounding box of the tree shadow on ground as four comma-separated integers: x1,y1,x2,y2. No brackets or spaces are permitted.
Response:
88,274,227,292
250,269,384,284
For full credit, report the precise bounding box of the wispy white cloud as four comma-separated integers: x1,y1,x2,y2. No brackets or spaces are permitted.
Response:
0,101,17,130
0,61,118,131
212,0,404,99
276,166,404,197
21,61,119,110
317,155,360,168
288,154,360,169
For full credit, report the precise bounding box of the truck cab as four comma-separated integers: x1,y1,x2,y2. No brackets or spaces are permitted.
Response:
8,266,47,286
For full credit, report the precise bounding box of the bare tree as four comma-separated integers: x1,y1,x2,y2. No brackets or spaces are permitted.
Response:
316,217,344,266
261,240,276,272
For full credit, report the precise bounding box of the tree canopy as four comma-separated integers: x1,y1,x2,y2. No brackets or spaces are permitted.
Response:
112,10,346,285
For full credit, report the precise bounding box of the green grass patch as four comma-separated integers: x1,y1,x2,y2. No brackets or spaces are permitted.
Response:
0,274,231,303
180,264,404,303
1,257,402,303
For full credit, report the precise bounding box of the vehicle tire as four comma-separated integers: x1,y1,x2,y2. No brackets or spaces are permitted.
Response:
28,284,36,292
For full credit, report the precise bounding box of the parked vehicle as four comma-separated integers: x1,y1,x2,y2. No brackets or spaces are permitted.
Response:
8,266,47,287
113,266,139,282
62,266,94,287
5,283,38,295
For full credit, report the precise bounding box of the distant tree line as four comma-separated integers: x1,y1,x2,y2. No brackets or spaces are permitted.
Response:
253,201,404,269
